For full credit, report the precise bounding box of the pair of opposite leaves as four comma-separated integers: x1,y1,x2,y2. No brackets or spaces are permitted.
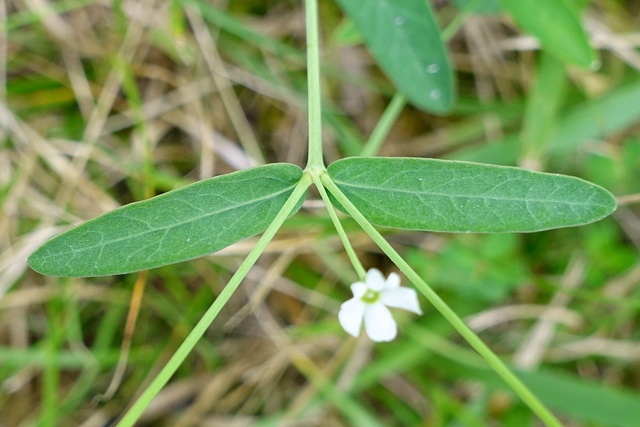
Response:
28,157,616,277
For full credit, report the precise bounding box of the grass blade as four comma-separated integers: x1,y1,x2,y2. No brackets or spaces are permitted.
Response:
498,0,598,69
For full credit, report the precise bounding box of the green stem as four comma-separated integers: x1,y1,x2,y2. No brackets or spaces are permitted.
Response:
441,0,484,42
41,292,64,427
361,93,406,157
117,176,311,427
116,55,155,198
304,0,324,169
320,173,563,427
310,172,366,281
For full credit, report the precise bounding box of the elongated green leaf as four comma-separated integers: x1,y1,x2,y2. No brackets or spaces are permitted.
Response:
335,0,454,113
498,0,597,69
519,52,566,164
28,164,304,277
327,157,616,233
450,79,640,166
454,0,502,14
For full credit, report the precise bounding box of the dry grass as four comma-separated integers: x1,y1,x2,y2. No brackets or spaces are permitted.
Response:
2,0,640,426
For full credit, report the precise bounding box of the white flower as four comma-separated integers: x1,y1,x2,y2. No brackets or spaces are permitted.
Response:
338,269,422,342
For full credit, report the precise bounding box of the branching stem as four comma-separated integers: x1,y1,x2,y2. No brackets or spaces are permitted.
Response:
320,172,563,427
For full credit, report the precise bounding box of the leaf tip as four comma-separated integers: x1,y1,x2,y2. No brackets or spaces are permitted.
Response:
419,86,456,114
26,249,49,276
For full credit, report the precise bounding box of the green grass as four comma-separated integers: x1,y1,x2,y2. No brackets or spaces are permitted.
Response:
2,0,639,425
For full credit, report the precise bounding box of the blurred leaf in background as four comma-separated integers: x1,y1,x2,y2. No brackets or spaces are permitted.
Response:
406,234,529,304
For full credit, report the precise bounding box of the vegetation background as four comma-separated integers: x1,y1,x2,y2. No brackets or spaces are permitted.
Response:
1,0,640,425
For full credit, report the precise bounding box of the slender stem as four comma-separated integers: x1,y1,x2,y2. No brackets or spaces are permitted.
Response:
98,270,147,401
441,0,485,42
320,173,563,427
42,293,64,427
310,173,366,280
117,176,311,427
304,0,324,169
361,93,407,157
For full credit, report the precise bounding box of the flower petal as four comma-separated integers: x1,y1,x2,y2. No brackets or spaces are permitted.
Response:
339,298,365,337
363,303,397,342
366,269,387,291
351,282,367,298
381,287,422,314
384,272,401,289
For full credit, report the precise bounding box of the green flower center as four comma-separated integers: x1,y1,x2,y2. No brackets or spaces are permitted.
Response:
361,289,380,304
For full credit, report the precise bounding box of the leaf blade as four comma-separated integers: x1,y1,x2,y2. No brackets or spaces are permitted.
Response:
335,0,454,113
327,157,616,233
498,0,598,69
28,164,304,277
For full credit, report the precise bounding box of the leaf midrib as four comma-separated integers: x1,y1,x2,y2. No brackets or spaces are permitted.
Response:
332,179,607,208
62,183,298,254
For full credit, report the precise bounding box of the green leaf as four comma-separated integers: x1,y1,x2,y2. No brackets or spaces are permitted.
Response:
450,79,640,166
334,0,454,113
454,0,502,14
28,164,304,277
519,53,566,164
497,0,598,69
331,18,363,47
327,157,616,233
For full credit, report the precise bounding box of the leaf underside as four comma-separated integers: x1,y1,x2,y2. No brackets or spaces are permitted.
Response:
335,0,454,113
328,157,616,233
28,164,304,277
